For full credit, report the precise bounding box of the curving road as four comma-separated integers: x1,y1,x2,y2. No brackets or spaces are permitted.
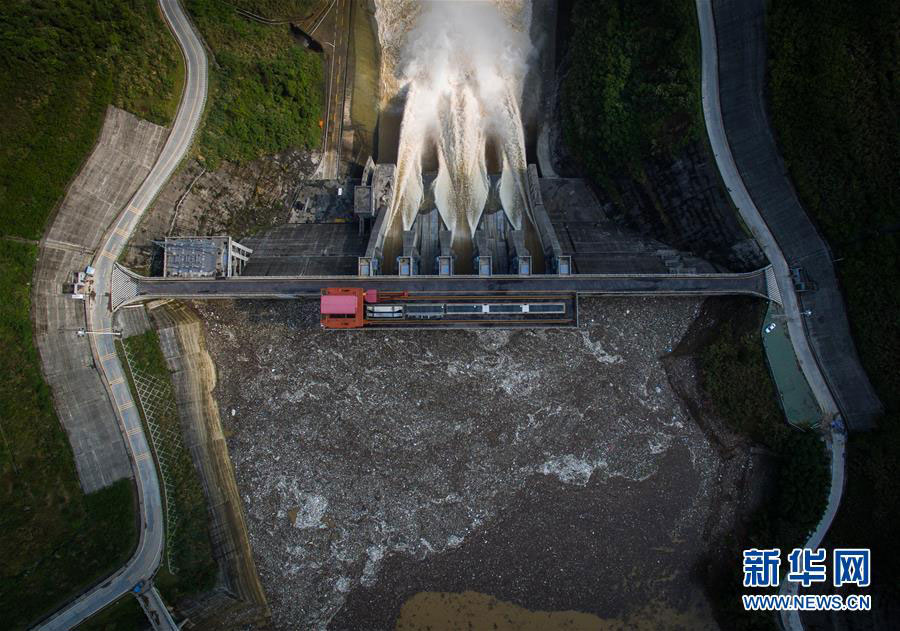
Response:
34,1,207,629
695,2,846,629
695,0,839,421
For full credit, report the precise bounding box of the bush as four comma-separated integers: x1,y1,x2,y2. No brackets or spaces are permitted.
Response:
700,313,784,445
0,0,181,240
698,299,828,630
187,0,323,168
562,0,700,181
120,331,217,601
700,301,829,539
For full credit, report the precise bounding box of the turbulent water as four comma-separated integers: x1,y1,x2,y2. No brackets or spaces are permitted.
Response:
375,0,534,250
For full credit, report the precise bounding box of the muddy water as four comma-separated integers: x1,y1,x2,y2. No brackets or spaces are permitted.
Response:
395,591,604,630
202,296,750,629
395,591,715,631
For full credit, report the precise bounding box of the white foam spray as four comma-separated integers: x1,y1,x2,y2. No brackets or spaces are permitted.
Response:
376,0,535,248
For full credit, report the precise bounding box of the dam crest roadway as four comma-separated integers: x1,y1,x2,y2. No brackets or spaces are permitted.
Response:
112,263,779,311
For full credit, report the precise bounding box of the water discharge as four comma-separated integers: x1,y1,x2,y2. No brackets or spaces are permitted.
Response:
375,0,535,253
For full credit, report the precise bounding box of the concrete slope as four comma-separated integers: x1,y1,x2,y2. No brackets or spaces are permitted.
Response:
152,302,271,627
710,0,881,431
34,1,207,629
696,0,839,421
32,107,167,493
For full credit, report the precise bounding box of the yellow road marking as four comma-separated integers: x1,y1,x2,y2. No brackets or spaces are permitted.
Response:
100,250,117,261
114,228,130,238
126,426,142,437
126,205,141,215
100,352,116,361
135,452,150,462
118,400,135,412
108,376,125,386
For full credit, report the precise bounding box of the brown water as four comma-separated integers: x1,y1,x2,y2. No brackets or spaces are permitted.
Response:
395,591,715,631
395,592,604,630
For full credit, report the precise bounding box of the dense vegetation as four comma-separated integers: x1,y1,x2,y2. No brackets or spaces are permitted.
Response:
187,0,322,168
768,0,900,598
0,3,180,626
0,0,323,625
699,300,829,630
562,0,700,183
119,331,217,602
0,322,138,631
229,0,317,19
1,423,136,630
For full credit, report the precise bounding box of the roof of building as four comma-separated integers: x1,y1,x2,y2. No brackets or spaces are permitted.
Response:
164,237,224,277
320,294,359,315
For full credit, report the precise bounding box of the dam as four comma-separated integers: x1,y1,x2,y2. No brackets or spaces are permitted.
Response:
107,0,783,327
110,155,781,325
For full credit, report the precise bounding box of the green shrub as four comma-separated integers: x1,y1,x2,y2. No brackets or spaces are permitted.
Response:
562,0,700,180
0,240,141,631
698,300,828,630
0,0,181,240
120,331,217,601
187,0,323,168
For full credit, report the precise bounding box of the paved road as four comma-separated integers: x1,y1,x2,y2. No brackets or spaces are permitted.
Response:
776,429,847,631
695,2,848,629
112,265,774,309
711,0,881,431
696,0,839,422
34,1,207,629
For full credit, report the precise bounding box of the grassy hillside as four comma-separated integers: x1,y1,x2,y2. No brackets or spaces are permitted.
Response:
229,0,317,19
768,0,900,595
0,243,138,629
77,595,144,631
0,0,182,240
700,303,829,546
562,0,700,183
187,0,322,168
0,1,180,627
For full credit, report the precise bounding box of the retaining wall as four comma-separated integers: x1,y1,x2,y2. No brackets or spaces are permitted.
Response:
150,301,270,629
